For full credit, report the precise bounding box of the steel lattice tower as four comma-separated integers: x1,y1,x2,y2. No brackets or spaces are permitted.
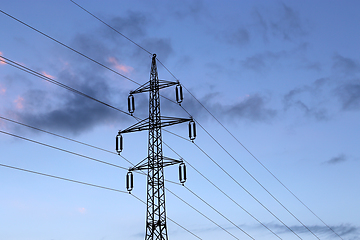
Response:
117,54,195,240
146,53,167,239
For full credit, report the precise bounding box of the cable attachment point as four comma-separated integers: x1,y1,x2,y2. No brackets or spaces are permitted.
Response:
179,161,187,185
128,94,135,115
116,132,123,154
126,171,134,193
188,118,196,142
175,81,183,105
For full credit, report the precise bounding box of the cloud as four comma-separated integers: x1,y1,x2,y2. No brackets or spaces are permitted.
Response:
324,154,347,165
141,38,173,61
283,78,331,120
0,52,6,65
14,96,25,110
107,11,149,38
253,3,307,42
108,57,134,74
226,28,250,47
241,50,287,72
227,94,277,122
178,92,277,123
335,81,360,110
171,0,205,20
332,54,360,76
268,223,360,238
41,71,55,79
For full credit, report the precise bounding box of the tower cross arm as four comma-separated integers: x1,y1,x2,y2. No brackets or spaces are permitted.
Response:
130,80,178,95
129,156,183,171
119,116,192,134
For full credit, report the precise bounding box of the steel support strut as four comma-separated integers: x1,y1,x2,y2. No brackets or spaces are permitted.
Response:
118,54,194,240
146,54,167,239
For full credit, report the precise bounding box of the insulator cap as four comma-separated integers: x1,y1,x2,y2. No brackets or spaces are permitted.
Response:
189,119,196,141
175,83,183,104
126,171,133,192
116,133,123,154
179,162,187,184
128,94,135,114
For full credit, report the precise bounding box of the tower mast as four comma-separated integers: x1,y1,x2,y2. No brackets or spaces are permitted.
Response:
116,54,195,239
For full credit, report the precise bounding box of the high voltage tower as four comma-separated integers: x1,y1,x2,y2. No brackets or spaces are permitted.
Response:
116,54,196,240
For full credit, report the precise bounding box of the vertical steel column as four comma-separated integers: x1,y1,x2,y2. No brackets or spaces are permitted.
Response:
146,54,168,240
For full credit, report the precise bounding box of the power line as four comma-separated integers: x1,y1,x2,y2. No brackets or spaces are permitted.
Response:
69,0,152,56
0,6,337,239
162,141,283,240
184,110,320,239
0,55,131,116
0,9,140,86
0,162,203,240
5,28,290,239
191,140,303,240
0,129,128,171
0,115,188,187
165,187,242,240
2,116,246,238
0,162,128,193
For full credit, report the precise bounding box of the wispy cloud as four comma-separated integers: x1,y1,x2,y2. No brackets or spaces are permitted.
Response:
324,154,348,165
253,3,308,42
108,57,134,74
283,78,332,120
332,54,360,76
267,222,360,238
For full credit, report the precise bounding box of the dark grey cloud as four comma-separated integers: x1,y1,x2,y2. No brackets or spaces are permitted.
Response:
141,38,173,61
268,223,360,239
241,50,287,72
331,54,360,111
107,11,149,38
283,78,331,120
12,67,129,135
324,154,348,165
170,0,205,20
177,92,277,123
227,94,276,122
335,81,360,110
270,3,306,41
332,54,360,76
253,3,307,42
225,28,250,47
4,8,177,136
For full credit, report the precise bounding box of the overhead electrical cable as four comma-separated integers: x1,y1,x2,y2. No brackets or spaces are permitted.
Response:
69,0,152,55
0,163,202,240
129,195,203,240
1,25,294,239
0,9,139,86
68,2,343,237
165,187,243,240
191,140,303,240
0,129,129,171
0,55,131,116
0,162,129,193
162,141,283,240
178,85,339,239
183,110,320,239
0,115,184,186
1,117,244,238
1,6,336,239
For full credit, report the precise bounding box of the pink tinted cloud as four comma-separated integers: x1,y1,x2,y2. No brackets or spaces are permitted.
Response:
0,52,6,65
42,71,55,79
14,96,24,109
0,84,6,94
108,57,134,74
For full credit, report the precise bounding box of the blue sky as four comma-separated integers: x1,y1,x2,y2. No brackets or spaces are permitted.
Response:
1,0,360,239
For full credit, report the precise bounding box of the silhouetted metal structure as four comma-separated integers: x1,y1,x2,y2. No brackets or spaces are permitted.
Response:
116,54,195,240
